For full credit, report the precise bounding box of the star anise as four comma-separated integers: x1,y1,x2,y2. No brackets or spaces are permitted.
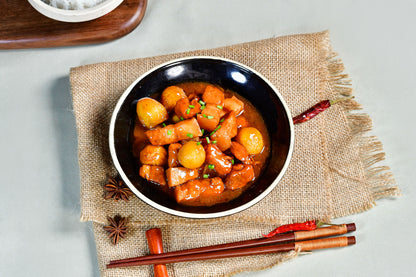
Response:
103,215,127,245
103,176,133,201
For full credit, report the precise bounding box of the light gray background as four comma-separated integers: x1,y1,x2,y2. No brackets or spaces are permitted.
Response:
1,0,415,276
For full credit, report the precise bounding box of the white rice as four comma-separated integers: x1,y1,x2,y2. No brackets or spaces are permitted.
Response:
42,0,107,10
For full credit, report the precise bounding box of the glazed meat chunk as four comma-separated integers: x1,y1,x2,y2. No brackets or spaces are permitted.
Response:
139,165,166,186
236,115,250,129
166,167,199,187
210,111,237,151
224,96,244,115
168,143,182,167
225,164,255,190
197,104,226,132
175,177,224,203
174,97,201,120
230,141,252,164
145,118,202,145
202,85,224,105
139,145,167,166
205,144,233,175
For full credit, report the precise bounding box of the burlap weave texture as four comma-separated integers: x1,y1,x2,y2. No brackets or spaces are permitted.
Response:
70,31,398,276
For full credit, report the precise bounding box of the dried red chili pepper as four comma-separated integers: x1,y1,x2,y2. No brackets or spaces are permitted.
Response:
263,220,320,238
292,97,353,124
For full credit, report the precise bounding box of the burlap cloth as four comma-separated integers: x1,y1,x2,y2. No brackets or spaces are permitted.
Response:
70,31,399,276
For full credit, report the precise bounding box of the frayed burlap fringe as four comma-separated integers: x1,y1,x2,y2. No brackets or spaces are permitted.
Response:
326,51,400,213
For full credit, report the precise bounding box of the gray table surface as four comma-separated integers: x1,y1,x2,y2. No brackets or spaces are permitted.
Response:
1,0,415,276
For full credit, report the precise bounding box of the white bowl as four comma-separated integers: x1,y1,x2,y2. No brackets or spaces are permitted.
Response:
27,0,124,23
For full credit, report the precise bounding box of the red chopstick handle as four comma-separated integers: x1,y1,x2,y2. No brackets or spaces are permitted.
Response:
146,228,169,277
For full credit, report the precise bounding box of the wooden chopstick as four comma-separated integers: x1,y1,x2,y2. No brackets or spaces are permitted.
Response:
107,223,355,268
145,228,169,277
107,236,356,268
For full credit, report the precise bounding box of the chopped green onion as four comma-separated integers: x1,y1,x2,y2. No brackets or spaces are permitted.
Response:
210,125,221,136
189,105,195,108
167,130,172,136
217,105,223,109
197,141,201,145
206,137,210,144
211,140,217,144
162,123,166,127
207,115,214,119
231,159,235,165
180,117,184,121
200,105,206,110
220,118,225,123
203,174,209,179
186,133,193,138
201,129,205,135
186,108,190,114
203,114,208,118
199,100,205,106
208,164,215,169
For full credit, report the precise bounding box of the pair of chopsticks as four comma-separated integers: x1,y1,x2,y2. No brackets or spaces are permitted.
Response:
107,223,356,268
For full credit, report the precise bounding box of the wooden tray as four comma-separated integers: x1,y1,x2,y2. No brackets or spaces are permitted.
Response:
0,0,147,49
